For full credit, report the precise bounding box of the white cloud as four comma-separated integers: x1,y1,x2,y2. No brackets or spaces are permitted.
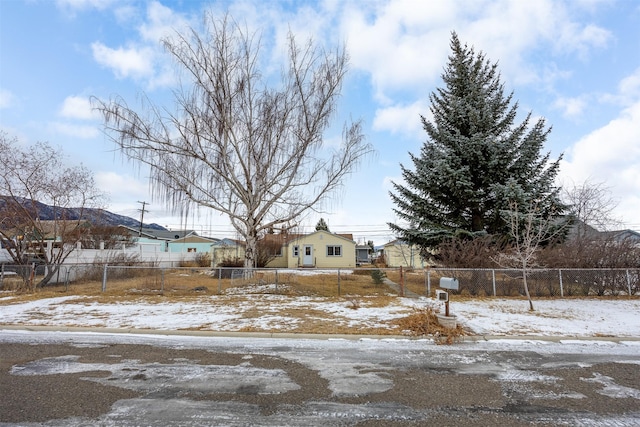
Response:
0,88,14,109
95,171,149,204
139,1,192,43
553,96,588,119
49,122,99,139
373,101,430,139
602,67,640,107
556,23,612,58
560,100,640,226
338,0,612,101
92,42,155,80
619,67,640,96
55,0,117,12
59,96,99,120
89,1,193,89
340,1,455,101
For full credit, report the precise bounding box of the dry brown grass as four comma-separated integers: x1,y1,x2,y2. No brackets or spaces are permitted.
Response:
393,306,467,345
385,270,430,297
0,270,470,344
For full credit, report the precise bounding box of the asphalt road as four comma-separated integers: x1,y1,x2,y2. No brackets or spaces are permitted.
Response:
0,330,639,426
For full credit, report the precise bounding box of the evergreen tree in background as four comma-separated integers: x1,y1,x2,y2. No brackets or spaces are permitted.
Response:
389,32,564,252
315,218,330,232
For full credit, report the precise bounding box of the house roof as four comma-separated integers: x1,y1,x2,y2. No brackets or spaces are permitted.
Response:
599,229,640,242
118,225,198,241
32,220,91,240
382,239,408,247
169,235,220,244
565,218,640,243
284,230,355,245
212,238,246,247
213,231,357,248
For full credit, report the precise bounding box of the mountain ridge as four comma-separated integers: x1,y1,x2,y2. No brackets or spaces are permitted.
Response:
0,197,167,231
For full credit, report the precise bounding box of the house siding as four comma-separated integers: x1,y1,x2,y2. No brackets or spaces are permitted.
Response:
210,242,245,266
383,241,425,268
266,230,356,268
168,236,219,253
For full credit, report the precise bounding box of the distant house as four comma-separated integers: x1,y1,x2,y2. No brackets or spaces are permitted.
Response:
210,238,246,266
265,230,356,268
381,240,425,268
565,220,640,247
117,226,200,252
599,229,640,246
6,220,91,252
355,244,371,265
167,235,219,253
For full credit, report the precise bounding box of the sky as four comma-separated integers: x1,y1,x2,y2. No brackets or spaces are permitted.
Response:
1,0,640,245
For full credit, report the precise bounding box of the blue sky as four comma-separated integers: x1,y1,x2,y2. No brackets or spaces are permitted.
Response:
1,0,639,244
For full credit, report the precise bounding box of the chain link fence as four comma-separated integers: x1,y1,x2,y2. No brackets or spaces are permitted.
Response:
1,263,638,298
412,268,639,297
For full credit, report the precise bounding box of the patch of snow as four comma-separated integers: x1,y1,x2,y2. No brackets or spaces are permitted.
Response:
0,295,638,338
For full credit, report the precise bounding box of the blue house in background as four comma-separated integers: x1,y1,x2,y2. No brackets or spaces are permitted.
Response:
117,226,218,253
167,235,220,253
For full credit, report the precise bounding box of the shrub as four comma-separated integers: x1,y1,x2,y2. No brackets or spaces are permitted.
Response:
78,252,149,281
371,269,386,286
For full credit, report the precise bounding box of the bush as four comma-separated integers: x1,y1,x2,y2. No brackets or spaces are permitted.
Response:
371,269,386,286
78,252,149,281
178,252,212,268
218,257,244,268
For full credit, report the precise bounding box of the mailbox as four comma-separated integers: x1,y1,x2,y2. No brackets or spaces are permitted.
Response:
436,290,448,302
439,277,459,290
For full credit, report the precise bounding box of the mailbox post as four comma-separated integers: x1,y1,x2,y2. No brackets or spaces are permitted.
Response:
438,277,459,318
436,289,450,316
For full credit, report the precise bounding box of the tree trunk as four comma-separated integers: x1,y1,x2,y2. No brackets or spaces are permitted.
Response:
244,230,258,271
522,262,534,311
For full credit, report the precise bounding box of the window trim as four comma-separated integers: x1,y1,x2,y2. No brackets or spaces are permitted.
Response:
326,245,342,257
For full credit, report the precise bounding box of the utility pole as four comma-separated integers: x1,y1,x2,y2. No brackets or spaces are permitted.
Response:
137,201,148,237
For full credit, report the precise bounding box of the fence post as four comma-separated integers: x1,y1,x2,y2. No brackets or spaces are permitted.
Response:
426,268,431,297
102,264,108,292
64,266,70,292
626,270,632,296
492,270,496,296
29,264,35,290
275,270,279,293
558,269,564,298
399,266,405,297
337,269,341,296
218,268,222,294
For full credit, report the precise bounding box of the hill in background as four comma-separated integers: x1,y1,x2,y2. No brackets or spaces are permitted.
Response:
0,197,167,231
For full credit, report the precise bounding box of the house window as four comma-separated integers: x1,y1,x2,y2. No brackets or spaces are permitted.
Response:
187,248,197,252
293,245,299,257
327,245,342,256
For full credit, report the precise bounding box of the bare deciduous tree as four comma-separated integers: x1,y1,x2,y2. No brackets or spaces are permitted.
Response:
535,179,637,269
436,235,505,268
78,224,136,250
496,201,566,311
94,14,371,269
0,133,104,290
562,179,621,238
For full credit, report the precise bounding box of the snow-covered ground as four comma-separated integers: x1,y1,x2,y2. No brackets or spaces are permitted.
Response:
1,292,638,338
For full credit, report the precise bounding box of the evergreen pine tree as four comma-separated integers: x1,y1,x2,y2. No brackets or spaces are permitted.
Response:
389,33,564,250
315,218,330,232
